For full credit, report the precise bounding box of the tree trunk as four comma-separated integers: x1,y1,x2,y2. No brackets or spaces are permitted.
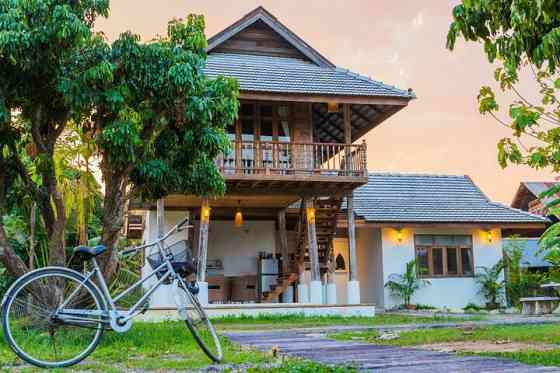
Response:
0,222,30,279
98,168,128,282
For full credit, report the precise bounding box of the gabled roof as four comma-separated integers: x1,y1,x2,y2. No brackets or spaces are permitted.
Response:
207,6,334,68
347,173,548,225
204,6,414,103
204,53,413,98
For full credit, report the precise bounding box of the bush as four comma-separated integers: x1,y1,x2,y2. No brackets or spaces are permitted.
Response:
503,240,548,308
385,260,430,308
475,262,505,310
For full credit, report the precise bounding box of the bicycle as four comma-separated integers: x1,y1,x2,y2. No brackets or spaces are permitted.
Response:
0,216,222,368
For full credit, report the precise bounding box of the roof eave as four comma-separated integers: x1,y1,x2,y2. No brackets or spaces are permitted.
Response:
350,220,549,229
238,90,413,106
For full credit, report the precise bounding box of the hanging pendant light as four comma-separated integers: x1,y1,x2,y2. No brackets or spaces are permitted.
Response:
234,200,243,228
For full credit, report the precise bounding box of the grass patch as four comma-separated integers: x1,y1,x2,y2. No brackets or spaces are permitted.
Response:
1,321,271,372
0,313,484,371
331,324,560,367
248,359,357,372
212,312,482,331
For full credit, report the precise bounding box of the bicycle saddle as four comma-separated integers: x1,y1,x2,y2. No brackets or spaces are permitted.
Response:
73,245,107,257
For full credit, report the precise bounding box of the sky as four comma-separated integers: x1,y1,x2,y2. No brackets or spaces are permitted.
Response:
96,0,557,204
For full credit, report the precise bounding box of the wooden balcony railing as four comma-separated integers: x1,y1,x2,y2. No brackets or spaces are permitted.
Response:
216,141,367,179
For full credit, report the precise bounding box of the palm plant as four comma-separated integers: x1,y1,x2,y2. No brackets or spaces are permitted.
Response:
475,261,505,310
385,260,430,308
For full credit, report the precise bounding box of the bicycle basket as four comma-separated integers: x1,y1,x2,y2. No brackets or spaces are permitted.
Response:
146,240,195,282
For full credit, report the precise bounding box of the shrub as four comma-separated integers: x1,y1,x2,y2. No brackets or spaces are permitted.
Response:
385,260,430,308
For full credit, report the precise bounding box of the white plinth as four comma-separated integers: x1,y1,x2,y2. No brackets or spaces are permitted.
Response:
197,281,209,305
326,283,337,304
297,283,309,303
282,285,294,303
347,280,360,304
309,280,323,304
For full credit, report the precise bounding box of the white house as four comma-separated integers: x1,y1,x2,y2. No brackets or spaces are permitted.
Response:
130,7,547,317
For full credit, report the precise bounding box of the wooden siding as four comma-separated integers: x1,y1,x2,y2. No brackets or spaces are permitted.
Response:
292,103,313,143
212,20,309,60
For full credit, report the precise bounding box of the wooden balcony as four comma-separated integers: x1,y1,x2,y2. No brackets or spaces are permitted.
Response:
216,141,368,195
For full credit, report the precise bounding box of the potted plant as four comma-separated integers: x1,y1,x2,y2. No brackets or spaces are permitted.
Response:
385,260,430,309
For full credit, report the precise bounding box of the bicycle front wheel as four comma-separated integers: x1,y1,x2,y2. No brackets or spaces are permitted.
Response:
174,280,223,362
1,268,105,368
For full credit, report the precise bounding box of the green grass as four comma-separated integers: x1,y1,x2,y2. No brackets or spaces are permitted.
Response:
211,312,483,331
0,314,484,371
331,324,560,367
1,321,271,372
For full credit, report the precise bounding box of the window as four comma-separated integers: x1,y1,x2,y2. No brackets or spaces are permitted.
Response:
414,235,473,277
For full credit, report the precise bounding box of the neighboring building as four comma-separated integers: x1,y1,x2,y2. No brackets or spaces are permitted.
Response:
133,7,547,315
511,181,560,221
504,182,559,272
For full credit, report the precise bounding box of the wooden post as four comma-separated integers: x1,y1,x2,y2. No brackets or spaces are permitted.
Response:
278,209,289,274
305,198,320,282
347,193,358,282
197,197,209,282
343,104,352,175
156,198,165,239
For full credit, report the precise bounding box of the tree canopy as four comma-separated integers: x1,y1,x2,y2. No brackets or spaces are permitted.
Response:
0,0,239,283
447,0,560,251
447,0,560,172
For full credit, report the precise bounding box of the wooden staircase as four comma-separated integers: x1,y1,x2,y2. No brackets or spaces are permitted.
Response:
261,197,341,303
314,197,342,274
261,273,298,302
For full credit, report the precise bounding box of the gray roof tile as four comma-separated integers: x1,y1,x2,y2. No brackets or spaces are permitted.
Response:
204,53,414,98
346,173,548,224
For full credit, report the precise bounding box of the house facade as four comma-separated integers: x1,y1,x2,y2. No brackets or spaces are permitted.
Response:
132,7,547,315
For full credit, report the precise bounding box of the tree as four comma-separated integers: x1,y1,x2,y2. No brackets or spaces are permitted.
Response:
447,1,560,251
447,1,560,171
0,1,239,284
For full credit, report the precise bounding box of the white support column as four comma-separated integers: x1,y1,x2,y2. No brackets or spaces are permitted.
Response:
196,197,210,304
305,198,323,304
346,193,361,304
297,283,309,303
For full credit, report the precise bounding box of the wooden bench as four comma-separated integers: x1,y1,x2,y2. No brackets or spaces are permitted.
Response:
520,296,560,315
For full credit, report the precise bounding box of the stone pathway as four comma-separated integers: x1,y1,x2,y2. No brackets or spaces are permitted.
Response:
224,330,560,372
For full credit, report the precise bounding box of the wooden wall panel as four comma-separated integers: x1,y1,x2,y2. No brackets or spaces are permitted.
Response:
212,20,309,60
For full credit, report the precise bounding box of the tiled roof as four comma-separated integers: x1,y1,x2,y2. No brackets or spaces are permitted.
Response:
204,53,414,98
346,173,548,224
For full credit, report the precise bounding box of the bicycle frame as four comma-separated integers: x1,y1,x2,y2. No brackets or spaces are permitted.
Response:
55,217,193,329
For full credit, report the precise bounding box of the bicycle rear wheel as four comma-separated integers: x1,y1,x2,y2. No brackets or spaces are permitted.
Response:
173,280,223,362
1,268,105,368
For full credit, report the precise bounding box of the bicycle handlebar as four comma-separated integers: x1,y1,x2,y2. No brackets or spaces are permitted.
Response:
119,214,191,258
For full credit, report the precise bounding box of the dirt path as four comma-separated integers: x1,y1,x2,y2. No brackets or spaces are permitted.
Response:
224,330,560,372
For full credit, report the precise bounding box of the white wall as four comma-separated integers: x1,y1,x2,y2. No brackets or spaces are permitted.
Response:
381,227,503,310
142,210,276,307
333,227,383,306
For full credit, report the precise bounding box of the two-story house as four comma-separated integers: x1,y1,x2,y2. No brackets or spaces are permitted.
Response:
133,7,547,316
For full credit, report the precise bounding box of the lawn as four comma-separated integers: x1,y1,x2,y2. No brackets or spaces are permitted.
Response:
331,323,560,367
211,312,483,331
0,313,471,372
